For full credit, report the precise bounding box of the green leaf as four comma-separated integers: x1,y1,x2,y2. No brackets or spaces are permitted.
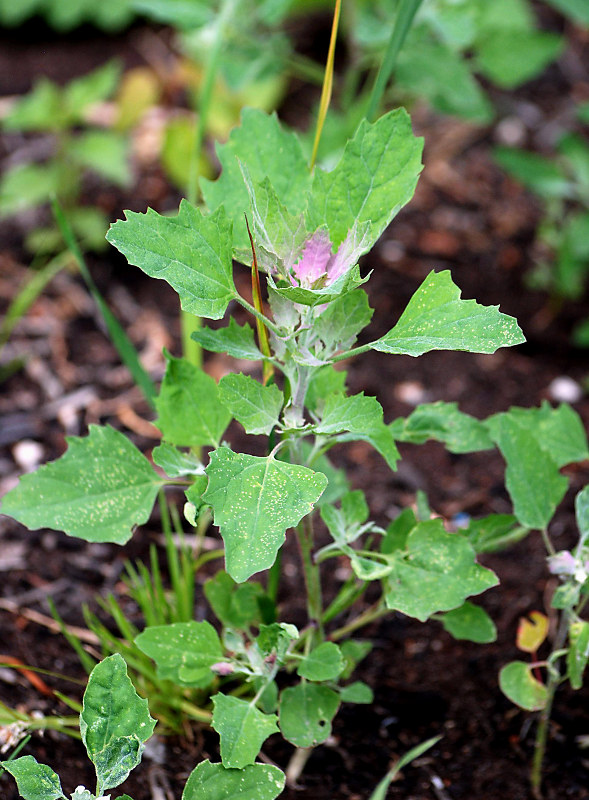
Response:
390,401,494,454
182,760,285,800
3,78,62,131
135,621,223,687
255,623,298,663
63,61,121,116
494,146,570,199
320,489,372,546
279,683,340,747
485,412,568,529
0,756,64,800
567,620,589,690
212,694,279,769
441,602,497,643
201,109,310,253
381,508,418,554
106,202,236,320
192,318,262,361
218,374,283,435
80,654,155,793
372,271,525,357
155,353,231,448
133,0,213,30
315,393,400,470
499,661,548,711
576,486,589,547
203,447,327,582
544,0,589,24
152,442,204,478
340,640,372,679
476,30,563,89
269,263,368,307
0,162,64,217
0,425,163,544
204,571,266,629
297,642,344,681
383,519,498,622
462,514,528,554
70,130,131,187
339,681,373,704
306,366,347,414
307,108,423,250
313,289,373,351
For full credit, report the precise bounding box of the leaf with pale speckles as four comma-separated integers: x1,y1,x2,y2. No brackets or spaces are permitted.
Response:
182,760,285,800
0,756,64,800
371,270,525,356
383,519,498,622
279,683,340,747
218,373,283,435
212,694,279,769
106,201,236,320
0,425,164,544
203,446,327,582
135,621,223,687
80,654,155,793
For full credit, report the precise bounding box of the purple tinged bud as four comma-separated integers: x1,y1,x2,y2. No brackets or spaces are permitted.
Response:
210,662,235,676
548,550,577,576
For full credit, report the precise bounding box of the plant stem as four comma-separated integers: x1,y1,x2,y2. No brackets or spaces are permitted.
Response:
540,527,556,557
234,294,283,337
329,601,388,641
297,514,323,639
285,746,313,788
309,0,342,170
365,0,424,122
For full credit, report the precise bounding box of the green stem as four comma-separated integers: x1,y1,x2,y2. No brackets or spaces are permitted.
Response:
234,294,283,337
297,514,323,639
365,0,424,122
540,527,556,557
331,342,373,363
329,601,388,642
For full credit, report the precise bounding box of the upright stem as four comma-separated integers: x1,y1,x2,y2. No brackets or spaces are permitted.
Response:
297,514,323,639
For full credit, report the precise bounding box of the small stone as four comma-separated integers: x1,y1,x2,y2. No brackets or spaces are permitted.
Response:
12,440,44,472
548,376,583,404
495,116,526,146
394,381,428,406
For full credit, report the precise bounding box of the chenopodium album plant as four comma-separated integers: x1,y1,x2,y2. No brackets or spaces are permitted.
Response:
2,107,588,791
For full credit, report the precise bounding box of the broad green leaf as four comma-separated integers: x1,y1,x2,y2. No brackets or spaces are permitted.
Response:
567,620,589,690
70,130,131,187
297,642,344,681
381,508,418,554
544,0,589,24
494,146,570,199
0,756,64,800
383,520,498,621
390,401,494,454
0,425,163,544
155,353,231,448
204,571,266,629
340,640,372,679
307,108,423,250
476,30,563,89
218,374,283,435
576,486,589,547
212,694,279,769
0,162,64,217
255,623,298,663
442,602,497,643
485,412,568,529
182,760,285,800
204,447,327,582
269,263,368,307
552,582,581,610
339,681,373,704
3,79,62,131
313,289,373,351
135,621,223,687
306,366,347,414
192,318,262,361
320,489,372,546
371,271,525,357
152,442,204,478
132,0,213,30
517,611,549,653
299,446,349,506
80,654,155,792
201,109,310,252
279,683,340,747
106,202,236,320
63,61,121,118
462,514,528,554
499,661,548,711
315,392,400,470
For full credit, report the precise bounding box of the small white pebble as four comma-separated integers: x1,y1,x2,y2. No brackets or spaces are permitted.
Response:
548,376,583,404
12,440,44,472
495,116,526,146
394,381,428,406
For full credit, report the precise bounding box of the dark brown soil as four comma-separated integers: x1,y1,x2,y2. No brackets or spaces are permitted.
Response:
1,12,589,800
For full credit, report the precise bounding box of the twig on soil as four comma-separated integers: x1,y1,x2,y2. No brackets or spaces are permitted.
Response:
0,598,99,644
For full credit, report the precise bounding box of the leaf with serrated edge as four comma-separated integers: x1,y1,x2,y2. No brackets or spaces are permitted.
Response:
0,425,163,544
0,756,64,800
106,202,235,320
307,108,423,250
390,401,494,454
212,694,279,769
80,654,155,792
135,621,223,687
218,374,283,435
182,760,285,800
155,353,231,448
279,683,339,747
372,271,525,356
192,318,262,361
152,442,204,478
314,289,373,351
383,519,498,622
204,447,327,582
201,108,310,253
485,412,568,529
